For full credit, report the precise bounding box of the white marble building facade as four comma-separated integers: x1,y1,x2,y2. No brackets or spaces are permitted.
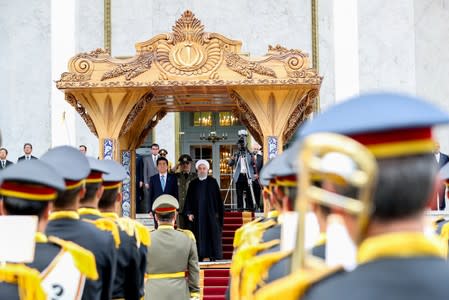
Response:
1,0,449,160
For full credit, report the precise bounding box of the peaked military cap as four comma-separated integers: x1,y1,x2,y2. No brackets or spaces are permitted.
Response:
152,194,179,214
298,92,449,158
0,160,65,201
86,157,110,183
158,149,168,156
41,146,90,190
178,154,193,163
99,159,127,190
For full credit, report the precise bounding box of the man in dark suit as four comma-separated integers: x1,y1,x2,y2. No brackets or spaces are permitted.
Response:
135,153,145,213
143,143,160,212
17,143,38,161
228,148,256,211
0,147,13,169
149,156,178,227
252,145,264,211
434,142,449,210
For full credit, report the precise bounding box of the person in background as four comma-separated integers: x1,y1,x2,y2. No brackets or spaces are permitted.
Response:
143,143,160,213
0,147,13,169
158,148,173,172
175,154,197,229
184,160,223,262
252,145,264,211
17,143,37,161
79,145,87,154
149,157,178,228
433,142,449,210
136,153,145,213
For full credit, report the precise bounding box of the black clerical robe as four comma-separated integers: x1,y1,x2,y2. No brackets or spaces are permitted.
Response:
184,176,224,260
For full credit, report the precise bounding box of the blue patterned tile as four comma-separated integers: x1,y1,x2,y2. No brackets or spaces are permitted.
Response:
103,139,113,160
121,151,131,217
267,136,278,159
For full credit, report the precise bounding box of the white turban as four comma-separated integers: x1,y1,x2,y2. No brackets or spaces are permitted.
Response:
195,159,210,170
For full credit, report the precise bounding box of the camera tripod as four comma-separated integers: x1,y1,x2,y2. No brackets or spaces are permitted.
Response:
224,150,257,210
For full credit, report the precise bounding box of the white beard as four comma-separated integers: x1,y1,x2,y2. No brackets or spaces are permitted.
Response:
198,174,208,181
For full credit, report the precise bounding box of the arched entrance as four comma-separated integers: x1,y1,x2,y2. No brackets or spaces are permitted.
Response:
56,10,322,217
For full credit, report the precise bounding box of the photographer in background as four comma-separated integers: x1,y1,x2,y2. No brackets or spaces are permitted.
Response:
252,145,263,211
228,130,256,211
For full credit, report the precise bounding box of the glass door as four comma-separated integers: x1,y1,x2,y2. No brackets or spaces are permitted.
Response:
219,144,238,209
190,145,213,175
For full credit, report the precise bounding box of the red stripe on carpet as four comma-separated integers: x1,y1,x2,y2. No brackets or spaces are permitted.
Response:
204,277,229,286
223,224,242,231
223,217,245,223
222,230,235,237
204,269,229,277
203,287,227,296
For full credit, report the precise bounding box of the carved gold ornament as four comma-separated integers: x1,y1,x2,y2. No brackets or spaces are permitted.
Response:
155,11,222,77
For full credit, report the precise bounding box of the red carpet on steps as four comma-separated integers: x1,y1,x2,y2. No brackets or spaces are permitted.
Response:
222,211,254,259
201,211,254,299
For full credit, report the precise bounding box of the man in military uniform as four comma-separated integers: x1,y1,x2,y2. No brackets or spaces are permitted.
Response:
175,154,197,229
158,148,173,172
258,93,449,300
145,194,200,300
41,146,117,300
0,159,99,299
98,159,146,300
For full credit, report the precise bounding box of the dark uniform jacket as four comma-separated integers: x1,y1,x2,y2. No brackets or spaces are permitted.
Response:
304,257,449,300
46,213,117,300
304,233,449,300
0,282,20,300
102,213,142,300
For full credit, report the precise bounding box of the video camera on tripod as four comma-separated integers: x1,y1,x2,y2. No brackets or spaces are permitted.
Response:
224,130,257,210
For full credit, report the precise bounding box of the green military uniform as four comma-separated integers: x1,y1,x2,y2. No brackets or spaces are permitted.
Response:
145,194,200,300
175,155,197,229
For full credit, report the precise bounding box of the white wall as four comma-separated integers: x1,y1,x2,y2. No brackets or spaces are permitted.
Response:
110,0,311,57
414,0,449,153
0,1,52,160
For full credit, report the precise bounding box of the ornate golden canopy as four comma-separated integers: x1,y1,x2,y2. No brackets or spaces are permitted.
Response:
57,10,321,157
56,10,322,217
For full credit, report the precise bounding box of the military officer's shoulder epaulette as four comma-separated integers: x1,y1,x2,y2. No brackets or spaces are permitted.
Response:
47,236,99,280
134,220,151,246
439,220,449,239
116,217,151,247
241,249,292,298
0,264,46,300
177,228,196,241
253,257,343,300
83,217,121,248
233,217,264,249
229,239,281,300
240,218,277,248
